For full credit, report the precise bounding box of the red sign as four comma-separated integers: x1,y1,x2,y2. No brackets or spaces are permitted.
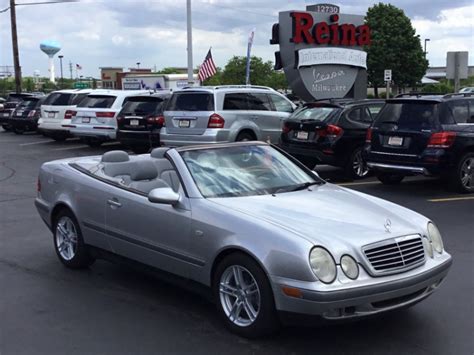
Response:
291,12,371,46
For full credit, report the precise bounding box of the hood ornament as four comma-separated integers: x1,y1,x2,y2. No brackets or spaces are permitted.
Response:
384,219,392,233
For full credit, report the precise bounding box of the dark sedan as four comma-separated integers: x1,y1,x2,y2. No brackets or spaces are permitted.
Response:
280,100,384,179
10,96,47,134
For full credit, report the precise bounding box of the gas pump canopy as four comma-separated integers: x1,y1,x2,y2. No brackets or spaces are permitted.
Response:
271,3,371,101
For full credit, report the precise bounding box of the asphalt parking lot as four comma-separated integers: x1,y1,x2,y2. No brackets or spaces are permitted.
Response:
1,128,473,355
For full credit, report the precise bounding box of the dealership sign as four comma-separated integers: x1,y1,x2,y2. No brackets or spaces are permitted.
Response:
271,4,370,101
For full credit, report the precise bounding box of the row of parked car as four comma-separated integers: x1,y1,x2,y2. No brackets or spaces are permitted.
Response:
1,86,473,192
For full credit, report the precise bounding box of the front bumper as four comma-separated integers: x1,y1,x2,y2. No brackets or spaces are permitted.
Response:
70,124,116,140
272,257,451,319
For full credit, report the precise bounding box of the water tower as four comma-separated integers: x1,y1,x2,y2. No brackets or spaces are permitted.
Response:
40,40,61,83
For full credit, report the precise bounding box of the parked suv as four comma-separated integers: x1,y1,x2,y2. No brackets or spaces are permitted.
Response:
0,93,42,131
37,89,93,141
160,85,296,146
70,90,151,147
280,100,385,178
9,95,48,134
116,91,171,153
364,93,474,193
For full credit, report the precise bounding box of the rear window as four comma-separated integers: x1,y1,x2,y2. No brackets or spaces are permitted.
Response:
291,106,340,122
167,92,214,111
77,95,116,109
7,94,31,103
17,98,40,109
374,102,440,130
43,93,73,106
121,97,166,115
71,93,89,106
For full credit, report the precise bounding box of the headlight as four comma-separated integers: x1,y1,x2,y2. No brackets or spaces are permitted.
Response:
340,255,359,279
309,247,337,283
422,236,434,258
428,222,444,254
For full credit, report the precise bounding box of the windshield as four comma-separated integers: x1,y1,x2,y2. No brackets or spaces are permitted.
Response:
291,106,340,122
374,101,440,131
180,145,321,198
121,97,165,115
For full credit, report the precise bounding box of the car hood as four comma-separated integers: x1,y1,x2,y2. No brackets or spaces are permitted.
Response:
208,183,428,253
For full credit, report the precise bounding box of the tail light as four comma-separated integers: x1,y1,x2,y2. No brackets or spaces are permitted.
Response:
208,113,225,128
64,110,77,119
427,131,456,148
96,111,115,118
282,122,291,134
37,177,41,193
146,116,165,127
27,110,36,118
366,128,373,143
318,124,343,138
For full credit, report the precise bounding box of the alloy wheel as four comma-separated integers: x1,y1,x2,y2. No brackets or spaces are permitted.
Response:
219,265,261,327
352,149,369,178
55,216,78,261
460,157,473,190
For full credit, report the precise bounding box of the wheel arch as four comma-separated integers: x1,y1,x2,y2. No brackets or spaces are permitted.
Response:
50,202,75,227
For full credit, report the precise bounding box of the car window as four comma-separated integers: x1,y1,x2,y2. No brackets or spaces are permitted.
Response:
16,98,39,109
223,93,249,110
347,108,362,121
291,106,340,122
77,95,116,108
71,93,89,106
247,93,272,111
269,94,293,113
367,104,384,117
121,97,166,115
374,102,440,130
167,92,214,111
44,93,73,106
448,101,469,124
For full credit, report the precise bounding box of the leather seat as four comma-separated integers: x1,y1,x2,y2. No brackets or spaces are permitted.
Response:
128,160,169,194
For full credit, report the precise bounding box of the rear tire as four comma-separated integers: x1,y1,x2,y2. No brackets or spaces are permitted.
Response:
344,147,369,180
53,209,95,269
236,132,255,142
213,253,279,338
449,153,474,193
14,128,24,135
377,173,405,185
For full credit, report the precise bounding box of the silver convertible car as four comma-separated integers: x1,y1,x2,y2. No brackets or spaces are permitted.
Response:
35,142,452,337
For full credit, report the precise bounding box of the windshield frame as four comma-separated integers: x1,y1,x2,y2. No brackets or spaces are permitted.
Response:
178,143,325,199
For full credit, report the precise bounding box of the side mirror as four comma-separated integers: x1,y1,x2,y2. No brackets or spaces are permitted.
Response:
148,187,180,205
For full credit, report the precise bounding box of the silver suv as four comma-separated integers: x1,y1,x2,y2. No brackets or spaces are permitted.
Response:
161,85,296,146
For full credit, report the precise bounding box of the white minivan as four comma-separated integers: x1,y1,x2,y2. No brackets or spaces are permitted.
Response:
38,89,94,141
69,90,151,147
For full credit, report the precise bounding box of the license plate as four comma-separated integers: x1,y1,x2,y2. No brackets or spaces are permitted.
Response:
16,110,23,116
82,117,91,123
296,131,309,140
179,119,190,128
48,112,55,118
2,112,9,117
130,119,139,126
388,136,403,146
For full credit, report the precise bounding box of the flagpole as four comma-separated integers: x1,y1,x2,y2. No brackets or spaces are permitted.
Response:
186,0,194,85
245,29,255,86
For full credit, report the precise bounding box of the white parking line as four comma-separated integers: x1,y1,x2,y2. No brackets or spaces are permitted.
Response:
19,140,53,146
337,180,381,187
52,145,89,151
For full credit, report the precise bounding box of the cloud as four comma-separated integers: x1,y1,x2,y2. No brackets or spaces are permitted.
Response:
0,0,472,78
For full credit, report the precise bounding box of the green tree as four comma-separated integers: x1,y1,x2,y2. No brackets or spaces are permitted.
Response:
202,67,223,86
365,3,428,97
221,56,274,86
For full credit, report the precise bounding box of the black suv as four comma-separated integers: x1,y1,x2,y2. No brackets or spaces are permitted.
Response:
0,93,42,130
9,96,47,134
364,93,474,193
116,92,170,153
280,100,385,179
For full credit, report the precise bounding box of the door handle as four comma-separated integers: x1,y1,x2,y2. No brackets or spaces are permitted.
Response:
107,199,122,208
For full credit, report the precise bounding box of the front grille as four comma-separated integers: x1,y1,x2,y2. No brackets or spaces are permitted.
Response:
363,235,425,275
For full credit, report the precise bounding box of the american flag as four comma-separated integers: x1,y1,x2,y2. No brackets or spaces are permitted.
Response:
76,64,82,70
198,49,217,82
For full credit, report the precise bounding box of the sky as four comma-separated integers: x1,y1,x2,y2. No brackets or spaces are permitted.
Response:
0,0,473,78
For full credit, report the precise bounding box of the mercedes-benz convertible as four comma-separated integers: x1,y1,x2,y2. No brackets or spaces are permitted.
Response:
35,142,452,337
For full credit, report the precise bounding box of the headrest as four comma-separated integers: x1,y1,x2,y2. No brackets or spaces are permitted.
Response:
150,147,170,159
130,160,158,181
101,150,130,163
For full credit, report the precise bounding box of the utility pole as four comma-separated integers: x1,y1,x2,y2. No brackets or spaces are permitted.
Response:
186,0,193,84
10,0,22,93
69,61,73,80
58,55,64,89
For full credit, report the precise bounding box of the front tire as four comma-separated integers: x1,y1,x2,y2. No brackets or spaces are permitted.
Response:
450,153,474,193
53,209,95,269
213,253,279,338
377,173,405,185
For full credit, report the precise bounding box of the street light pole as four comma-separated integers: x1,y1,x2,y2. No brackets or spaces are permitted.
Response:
9,0,22,93
186,0,194,84
424,38,430,59
136,62,140,69
58,55,64,88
